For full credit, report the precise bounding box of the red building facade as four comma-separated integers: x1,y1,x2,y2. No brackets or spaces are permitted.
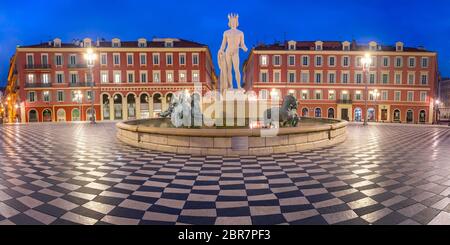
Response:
13,37,215,122
244,40,438,124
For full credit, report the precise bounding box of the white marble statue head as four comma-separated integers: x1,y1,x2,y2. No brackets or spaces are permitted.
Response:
228,13,239,29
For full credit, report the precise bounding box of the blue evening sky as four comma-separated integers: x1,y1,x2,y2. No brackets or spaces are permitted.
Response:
0,0,449,87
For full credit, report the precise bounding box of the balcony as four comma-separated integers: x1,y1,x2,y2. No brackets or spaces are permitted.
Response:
68,64,88,69
337,99,353,104
69,82,95,87
25,83,52,88
24,64,52,70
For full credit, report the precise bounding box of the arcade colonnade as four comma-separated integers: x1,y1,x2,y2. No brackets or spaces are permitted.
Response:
100,91,175,121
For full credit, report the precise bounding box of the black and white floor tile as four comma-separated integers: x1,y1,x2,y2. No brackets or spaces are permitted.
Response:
1,122,450,225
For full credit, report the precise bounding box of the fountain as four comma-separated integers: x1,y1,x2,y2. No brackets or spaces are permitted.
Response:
116,14,348,156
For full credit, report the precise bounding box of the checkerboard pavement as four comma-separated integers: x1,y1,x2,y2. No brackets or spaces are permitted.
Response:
1,122,450,225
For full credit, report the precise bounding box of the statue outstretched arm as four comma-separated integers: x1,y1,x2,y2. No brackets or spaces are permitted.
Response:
240,32,248,52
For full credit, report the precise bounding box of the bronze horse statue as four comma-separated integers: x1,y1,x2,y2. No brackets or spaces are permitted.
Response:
264,95,300,128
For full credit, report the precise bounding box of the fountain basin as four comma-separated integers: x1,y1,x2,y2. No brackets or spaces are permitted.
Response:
116,118,348,156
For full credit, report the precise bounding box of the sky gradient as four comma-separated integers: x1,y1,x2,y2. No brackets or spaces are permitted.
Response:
1,0,449,87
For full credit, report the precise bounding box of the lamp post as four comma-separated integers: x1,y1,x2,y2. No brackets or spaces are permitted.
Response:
362,53,372,126
84,48,97,124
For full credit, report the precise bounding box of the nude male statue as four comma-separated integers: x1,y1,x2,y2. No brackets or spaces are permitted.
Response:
218,13,248,91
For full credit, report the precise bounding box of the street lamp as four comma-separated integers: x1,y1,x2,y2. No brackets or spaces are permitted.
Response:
84,48,97,124
361,53,372,126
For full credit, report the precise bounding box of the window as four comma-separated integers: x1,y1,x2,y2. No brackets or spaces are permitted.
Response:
408,57,416,68
315,72,322,84
29,92,36,102
288,55,295,66
180,54,186,65
101,71,108,83
179,71,187,82
408,73,415,85
302,56,309,66
100,53,107,65
260,71,268,83
70,72,78,84
421,74,428,85
420,91,427,102
114,71,121,83
153,71,161,83
261,55,268,66
127,54,134,65
356,57,362,67
56,72,64,84
166,54,173,65
260,90,268,100
328,72,336,84
127,71,135,83
421,57,429,68
301,71,309,83
87,91,93,101
395,73,402,84
43,91,50,102
381,91,388,101
113,54,120,65
328,56,336,67
57,91,64,102
371,56,377,68
192,71,200,82
86,73,93,83
355,92,362,101
369,73,376,84
288,71,296,83
395,91,401,101
274,71,281,83
315,56,322,67
55,54,63,66
69,55,76,65
328,91,336,100
138,40,147,48
140,53,147,66
27,54,34,65
27,74,35,83
395,57,403,67
273,55,281,66
301,90,309,100
382,57,390,67
382,73,389,84
166,71,174,83
355,73,363,84
342,56,350,67
342,72,349,84
153,53,160,65
41,54,48,65
164,41,173,48
315,90,322,100
140,71,148,83
407,91,414,102
192,53,199,65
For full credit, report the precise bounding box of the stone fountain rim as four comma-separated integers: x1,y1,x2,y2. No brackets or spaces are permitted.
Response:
117,118,348,137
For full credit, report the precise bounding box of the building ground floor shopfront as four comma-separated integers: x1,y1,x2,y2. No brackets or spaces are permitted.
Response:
21,85,207,123
299,102,433,124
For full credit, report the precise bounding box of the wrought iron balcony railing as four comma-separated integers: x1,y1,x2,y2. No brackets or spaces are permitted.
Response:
69,82,95,87
25,83,52,88
24,64,52,69
68,64,88,69
336,99,353,104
